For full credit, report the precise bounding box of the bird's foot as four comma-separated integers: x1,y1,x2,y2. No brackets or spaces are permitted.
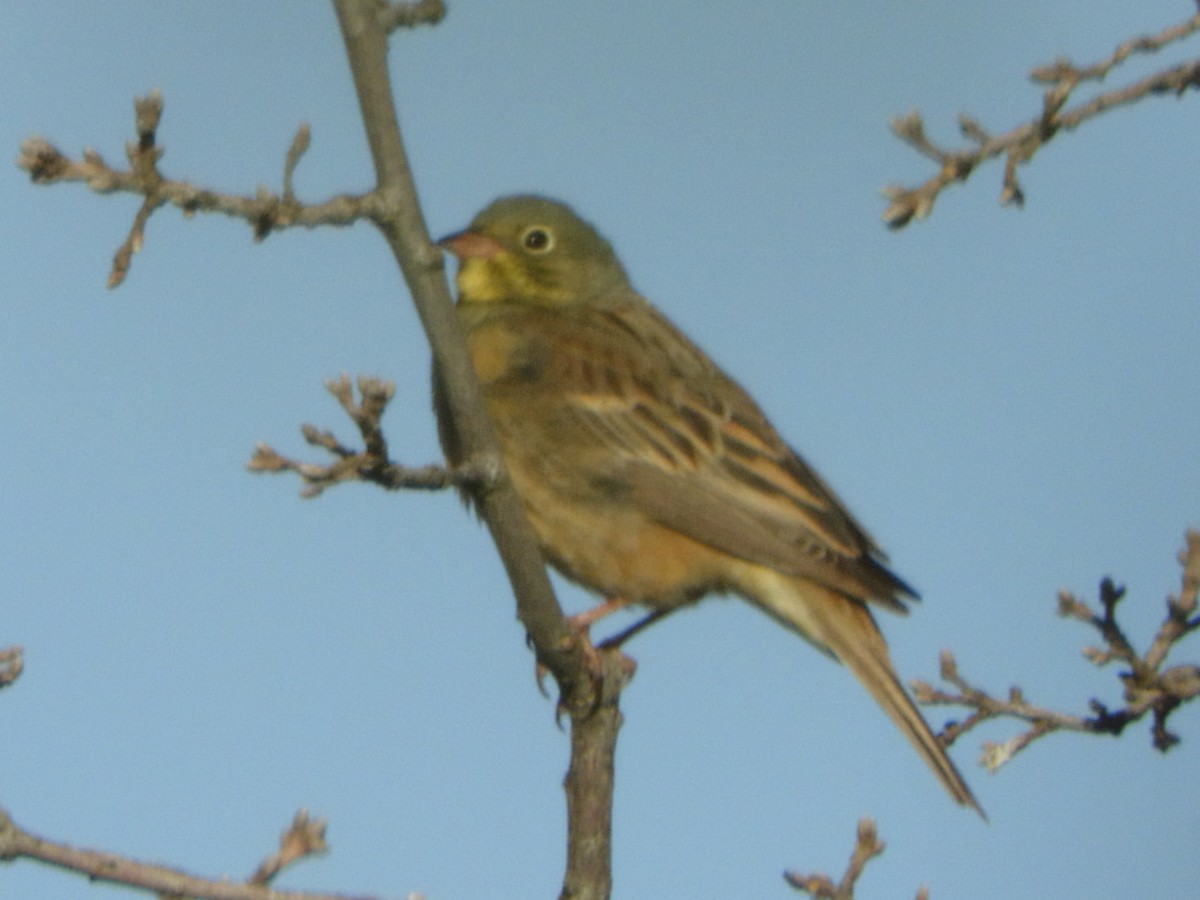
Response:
535,599,639,704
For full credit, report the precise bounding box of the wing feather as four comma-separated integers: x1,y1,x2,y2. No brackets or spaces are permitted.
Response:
522,298,915,609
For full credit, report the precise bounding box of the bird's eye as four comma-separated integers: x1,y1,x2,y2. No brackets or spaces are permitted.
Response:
521,226,554,253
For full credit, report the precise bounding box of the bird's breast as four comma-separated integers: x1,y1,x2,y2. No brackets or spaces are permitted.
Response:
463,319,547,387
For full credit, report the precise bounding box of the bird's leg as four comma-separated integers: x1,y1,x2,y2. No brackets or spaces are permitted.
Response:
596,607,672,651
567,595,634,632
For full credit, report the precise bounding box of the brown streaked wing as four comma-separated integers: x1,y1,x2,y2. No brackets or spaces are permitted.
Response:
539,299,915,608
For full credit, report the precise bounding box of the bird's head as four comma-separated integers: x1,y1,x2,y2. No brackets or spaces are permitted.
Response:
438,195,630,307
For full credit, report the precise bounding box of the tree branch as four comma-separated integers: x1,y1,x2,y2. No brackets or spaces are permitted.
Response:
17,1,627,896
248,374,502,496
248,811,330,888
247,375,480,498
883,8,1200,227
17,97,373,288
379,0,446,32
16,0,617,722
0,806,378,900
785,819,928,900
18,3,630,897
914,530,1200,770
559,652,627,900
329,0,601,701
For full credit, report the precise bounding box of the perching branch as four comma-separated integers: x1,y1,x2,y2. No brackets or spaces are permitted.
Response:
785,819,928,900
883,6,1200,227
328,0,604,708
0,806,377,900
914,530,1200,770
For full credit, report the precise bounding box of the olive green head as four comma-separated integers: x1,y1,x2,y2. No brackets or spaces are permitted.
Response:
439,195,631,306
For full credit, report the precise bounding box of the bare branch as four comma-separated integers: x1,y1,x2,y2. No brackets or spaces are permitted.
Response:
283,124,312,204
884,10,1200,227
19,5,632,897
16,31,595,695
17,98,373,286
0,806,380,900
1030,7,1200,84
330,5,625,897
914,531,1200,770
248,810,329,887
560,649,632,900
785,819,926,900
248,374,495,497
330,0,608,705
379,0,446,32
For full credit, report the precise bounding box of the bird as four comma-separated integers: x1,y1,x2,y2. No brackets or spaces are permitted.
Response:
435,194,982,815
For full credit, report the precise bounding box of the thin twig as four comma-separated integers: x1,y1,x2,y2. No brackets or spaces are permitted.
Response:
0,807,376,900
785,819,927,900
914,531,1200,770
379,0,446,31
18,104,373,287
283,124,312,204
248,810,329,887
247,374,496,497
1030,7,1200,84
884,10,1200,227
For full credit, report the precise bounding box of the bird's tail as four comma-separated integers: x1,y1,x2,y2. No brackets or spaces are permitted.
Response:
741,568,985,818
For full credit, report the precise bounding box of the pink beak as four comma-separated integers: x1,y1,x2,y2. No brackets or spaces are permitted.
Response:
438,230,505,260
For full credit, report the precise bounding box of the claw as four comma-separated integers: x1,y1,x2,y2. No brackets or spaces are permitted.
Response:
532,604,641,723
534,614,605,713
535,596,632,694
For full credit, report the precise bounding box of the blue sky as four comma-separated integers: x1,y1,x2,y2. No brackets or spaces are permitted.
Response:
3,2,1198,898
